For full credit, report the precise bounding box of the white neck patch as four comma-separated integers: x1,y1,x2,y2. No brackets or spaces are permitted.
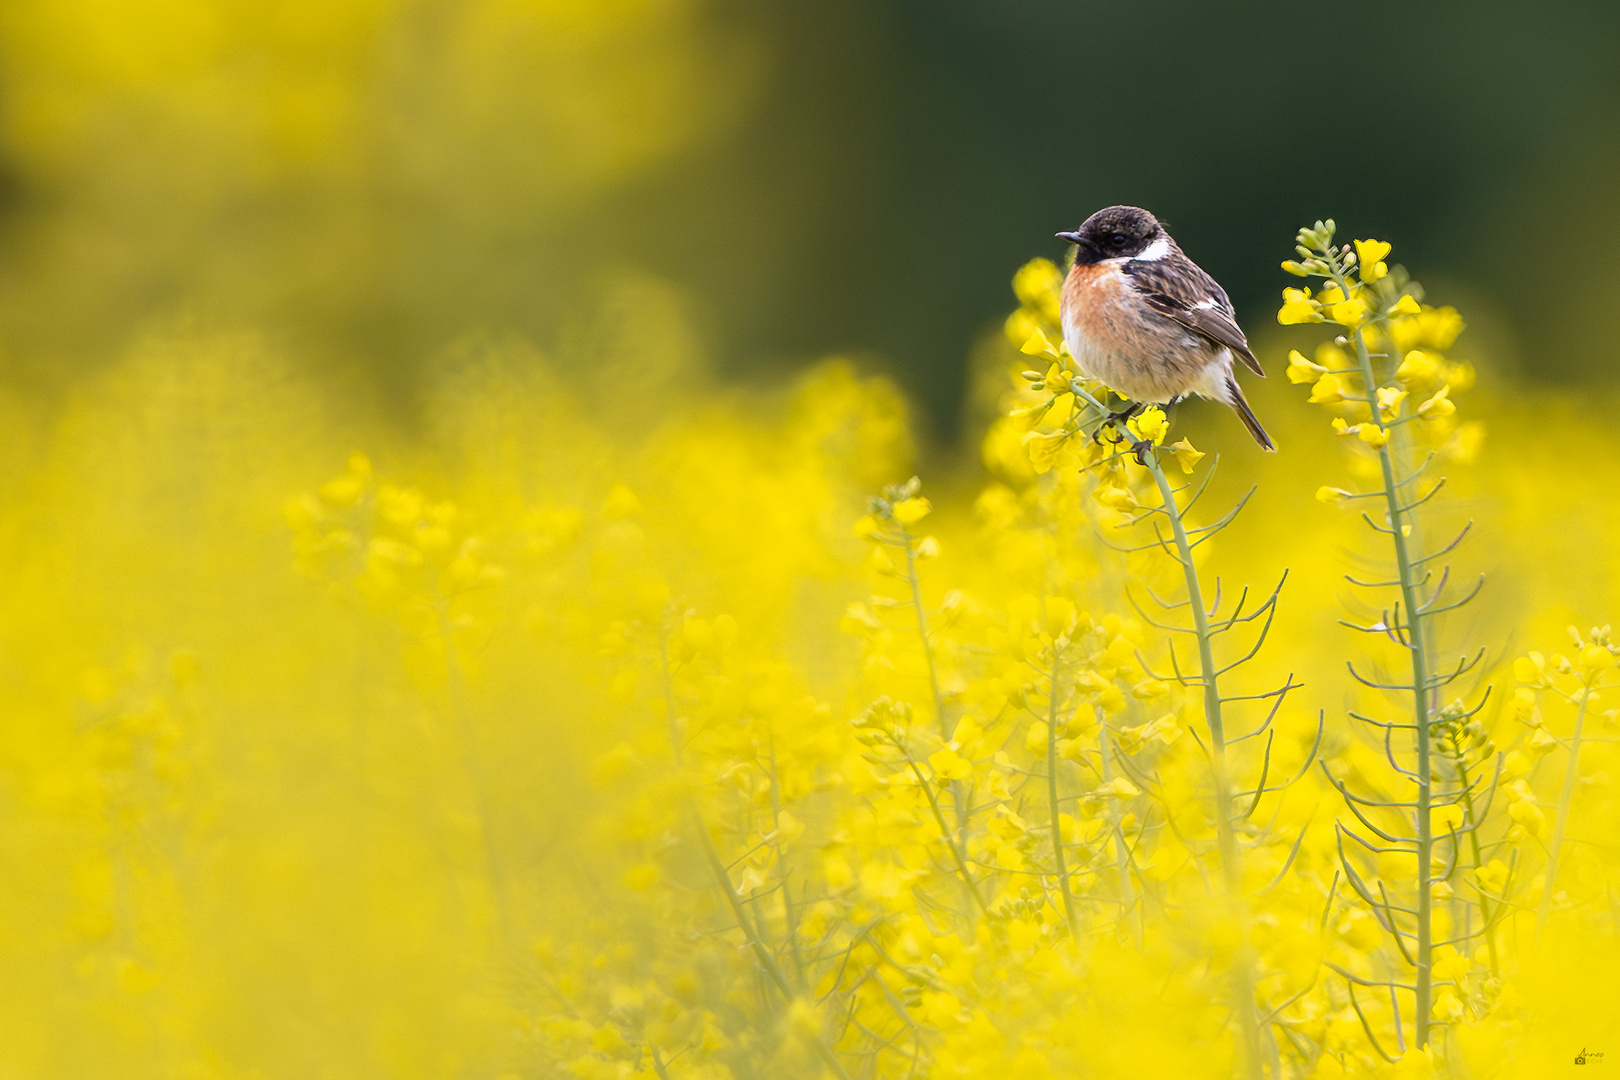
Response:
1133,237,1170,262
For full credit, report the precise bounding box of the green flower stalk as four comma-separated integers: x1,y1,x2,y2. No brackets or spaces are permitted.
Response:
1009,365,1310,1079
1138,443,1265,1080
1286,220,1490,1056
1520,629,1620,936
658,610,857,1080
854,483,990,922
1043,635,1081,935
1095,703,1140,942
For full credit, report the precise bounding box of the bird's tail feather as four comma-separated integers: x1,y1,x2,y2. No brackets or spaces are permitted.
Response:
1226,376,1276,452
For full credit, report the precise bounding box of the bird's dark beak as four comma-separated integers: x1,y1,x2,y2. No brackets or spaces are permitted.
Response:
1055,231,1084,245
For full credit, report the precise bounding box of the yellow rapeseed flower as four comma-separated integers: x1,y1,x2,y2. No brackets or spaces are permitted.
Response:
1329,294,1369,327
1578,644,1615,671
1417,386,1456,419
1354,239,1391,265
1308,374,1346,404
1022,429,1073,475
1091,777,1140,800
928,746,971,781
1126,406,1169,445
892,497,932,525
1474,859,1510,895
1432,989,1466,1023
1167,438,1205,474
1092,482,1139,510
1020,327,1058,357
1013,257,1063,312
1278,287,1322,324
1514,651,1547,684
1286,349,1327,384
1396,350,1441,385
1430,802,1465,834
1354,238,1391,283
1376,385,1408,421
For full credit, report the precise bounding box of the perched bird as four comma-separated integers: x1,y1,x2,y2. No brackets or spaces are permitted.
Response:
1056,205,1275,451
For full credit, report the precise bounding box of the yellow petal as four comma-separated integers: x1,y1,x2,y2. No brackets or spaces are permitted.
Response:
1021,328,1057,356
1357,424,1390,448
1417,386,1456,419
1168,438,1205,475
1330,296,1369,327
1307,374,1345,404
1286,349,1327,384
891,497,932,525
1354,238,1392,267
1126,406,1168,445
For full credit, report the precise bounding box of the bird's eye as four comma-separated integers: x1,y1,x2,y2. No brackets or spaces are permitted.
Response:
1111,233,1129,247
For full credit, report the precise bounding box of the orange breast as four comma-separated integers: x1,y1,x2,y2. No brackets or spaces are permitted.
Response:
1060,260,1216,402
1061,261,1133,352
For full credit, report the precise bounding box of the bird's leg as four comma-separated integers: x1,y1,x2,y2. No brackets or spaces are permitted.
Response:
1092,400,1144,445
1102,400,1164,463
1107,401,1145,425
1123,397,1184,463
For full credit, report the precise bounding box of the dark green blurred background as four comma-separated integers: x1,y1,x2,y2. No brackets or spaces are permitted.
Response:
2,0,1617,436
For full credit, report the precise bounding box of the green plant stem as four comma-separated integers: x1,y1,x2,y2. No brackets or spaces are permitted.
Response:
1063,454,1141,942
659,626,853,1080
901,527,949,742
1450,738,1499,973
1335,276,1435,1048
1046,643,1080,935
899,526,970,845
692,815,854,1080
1539,679,1594,934
900,750,991,917
1142,449,1262,1080
766,728,809,988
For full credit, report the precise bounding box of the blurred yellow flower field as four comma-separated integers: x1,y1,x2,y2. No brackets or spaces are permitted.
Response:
2,3,1620,1079
1,227,1617,1078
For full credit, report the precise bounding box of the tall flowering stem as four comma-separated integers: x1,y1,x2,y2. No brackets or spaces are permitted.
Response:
853,483,991,922
1517,630,1620,935
657,611,858,1080
1284,220,1491,1056
1139,445,1263,1080
1044,638,1081,934
1024,375,1309,1080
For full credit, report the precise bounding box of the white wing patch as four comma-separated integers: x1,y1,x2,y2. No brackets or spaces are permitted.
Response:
1192,297,1219,310
1133,237,1170,262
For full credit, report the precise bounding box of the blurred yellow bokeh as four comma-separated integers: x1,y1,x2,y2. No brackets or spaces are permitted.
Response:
0,6,1618,1080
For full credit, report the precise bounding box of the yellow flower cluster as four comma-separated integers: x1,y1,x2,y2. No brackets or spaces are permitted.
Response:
1281,227,1477,462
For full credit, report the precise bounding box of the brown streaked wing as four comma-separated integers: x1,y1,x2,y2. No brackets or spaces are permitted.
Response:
1124,257,1265,377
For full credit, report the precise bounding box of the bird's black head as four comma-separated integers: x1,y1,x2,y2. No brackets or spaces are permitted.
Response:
1057,206,1165,264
